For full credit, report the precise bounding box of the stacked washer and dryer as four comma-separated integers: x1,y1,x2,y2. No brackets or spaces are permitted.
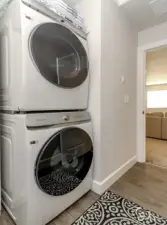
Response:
0,1,93,225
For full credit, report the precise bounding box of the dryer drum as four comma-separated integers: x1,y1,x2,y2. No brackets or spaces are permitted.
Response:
35,128,93,196
30,23,89,88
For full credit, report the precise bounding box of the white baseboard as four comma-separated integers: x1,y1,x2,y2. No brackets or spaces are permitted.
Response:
92,156,137,195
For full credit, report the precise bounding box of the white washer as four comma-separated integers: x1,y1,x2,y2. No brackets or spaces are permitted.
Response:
0,111,93,225
0,0,89,111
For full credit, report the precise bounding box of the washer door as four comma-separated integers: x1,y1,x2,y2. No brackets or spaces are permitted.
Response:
30,23,88,88
35,128,93,196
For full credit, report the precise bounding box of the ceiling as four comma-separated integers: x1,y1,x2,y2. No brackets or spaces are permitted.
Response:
119,0,167,31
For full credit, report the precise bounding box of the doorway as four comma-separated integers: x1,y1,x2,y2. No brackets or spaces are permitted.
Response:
137,40,167,167
146,46,167,168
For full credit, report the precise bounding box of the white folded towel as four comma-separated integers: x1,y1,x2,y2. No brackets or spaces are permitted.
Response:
35,0,87,32
0,0,87,34
0,0,13,18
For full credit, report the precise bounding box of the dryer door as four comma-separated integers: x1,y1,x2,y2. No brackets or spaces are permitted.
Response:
35,128,93,196
30,23,88,88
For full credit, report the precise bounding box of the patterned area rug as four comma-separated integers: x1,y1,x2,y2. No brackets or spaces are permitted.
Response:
72,190,167,225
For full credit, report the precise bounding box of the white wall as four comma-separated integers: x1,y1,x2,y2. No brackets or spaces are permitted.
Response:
76,0,102,183
101,0,137,183
77,0,137,194
138,21,167,47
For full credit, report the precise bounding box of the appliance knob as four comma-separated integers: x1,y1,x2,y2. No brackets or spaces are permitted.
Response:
63,115,69,121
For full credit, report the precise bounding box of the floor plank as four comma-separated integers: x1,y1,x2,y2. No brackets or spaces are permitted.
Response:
110,163,167,217
0,208,15,225
66,191,99,220
51,211,75,225
0,191,99,225
146,137,167,168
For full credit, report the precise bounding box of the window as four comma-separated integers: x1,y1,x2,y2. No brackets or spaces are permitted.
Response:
147,90,167,108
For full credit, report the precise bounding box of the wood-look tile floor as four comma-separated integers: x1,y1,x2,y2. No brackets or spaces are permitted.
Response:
110,163,167,217
146,137,167,168
1,163,167,225
0,191,99,225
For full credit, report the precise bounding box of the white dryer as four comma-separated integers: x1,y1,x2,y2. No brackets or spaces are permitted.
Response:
0,111,93,225
0,0,89,111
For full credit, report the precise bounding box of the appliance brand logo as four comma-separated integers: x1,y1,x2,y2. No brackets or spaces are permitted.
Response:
36,118,47,122
30,140,39,145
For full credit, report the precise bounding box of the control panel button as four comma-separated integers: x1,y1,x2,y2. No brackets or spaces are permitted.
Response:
63,115,69,121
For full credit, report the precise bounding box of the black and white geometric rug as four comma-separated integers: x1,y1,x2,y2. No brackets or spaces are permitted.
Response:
72,190,167,225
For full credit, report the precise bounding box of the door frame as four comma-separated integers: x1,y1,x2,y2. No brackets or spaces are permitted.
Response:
137,39,167,162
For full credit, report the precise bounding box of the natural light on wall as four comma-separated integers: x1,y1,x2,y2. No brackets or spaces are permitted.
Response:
147,90,167,108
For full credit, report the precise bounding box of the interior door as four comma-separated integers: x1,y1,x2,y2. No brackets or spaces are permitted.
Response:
30,23,88,88
35,128,93,196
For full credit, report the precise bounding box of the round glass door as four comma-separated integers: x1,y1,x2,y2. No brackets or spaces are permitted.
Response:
35,128,93,196
30,23,88,88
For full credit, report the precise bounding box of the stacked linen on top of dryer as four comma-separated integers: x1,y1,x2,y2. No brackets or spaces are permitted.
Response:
23,0,87,33
0,0,13,18
0,0,87,33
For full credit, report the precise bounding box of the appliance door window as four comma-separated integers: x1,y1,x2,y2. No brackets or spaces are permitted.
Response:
35,128,93,196
30,23,88,88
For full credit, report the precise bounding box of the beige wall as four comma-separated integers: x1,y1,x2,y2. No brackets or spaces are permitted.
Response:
77,0,137,192
76,0,102,182
146,47,167,85
101,0,137,180
138,21,167,47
